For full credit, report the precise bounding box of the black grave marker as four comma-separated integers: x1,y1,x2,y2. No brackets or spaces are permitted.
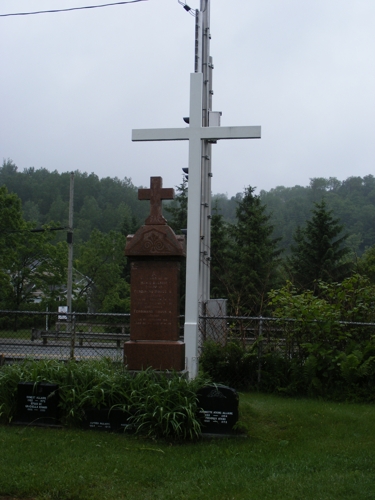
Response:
197,385,239,435
83,408,133,433
14,382,60,426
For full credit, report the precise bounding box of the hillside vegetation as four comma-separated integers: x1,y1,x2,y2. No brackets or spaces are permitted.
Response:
2,159,375,256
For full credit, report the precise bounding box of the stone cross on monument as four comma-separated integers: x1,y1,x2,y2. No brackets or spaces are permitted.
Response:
138,177,174,225
132,72,261,379
124,176,186,372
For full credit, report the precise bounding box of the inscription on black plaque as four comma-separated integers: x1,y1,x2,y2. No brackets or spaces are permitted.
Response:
14,382,59,426
197,385,239,434
83,409,133,432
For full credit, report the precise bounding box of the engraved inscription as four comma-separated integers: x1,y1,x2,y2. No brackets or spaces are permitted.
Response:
130,261,180,341
25,395,48,413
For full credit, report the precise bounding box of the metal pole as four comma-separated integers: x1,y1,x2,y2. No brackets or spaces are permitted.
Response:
184,73,204,378
199,0,212,306
67,172,74,326
70,313,76,360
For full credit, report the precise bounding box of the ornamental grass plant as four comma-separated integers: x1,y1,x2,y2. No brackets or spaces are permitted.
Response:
0,359,206,440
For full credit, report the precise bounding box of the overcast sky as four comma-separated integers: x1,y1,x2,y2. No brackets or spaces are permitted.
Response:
1,0,374,197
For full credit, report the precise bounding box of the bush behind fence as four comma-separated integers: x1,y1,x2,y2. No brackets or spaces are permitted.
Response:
1,310,375,401
199,314,375,401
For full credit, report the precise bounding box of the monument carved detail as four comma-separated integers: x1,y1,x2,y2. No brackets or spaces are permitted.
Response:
124,176,186,371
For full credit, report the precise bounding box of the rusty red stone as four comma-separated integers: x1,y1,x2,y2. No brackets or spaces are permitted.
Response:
125,225,185,257
138,176,174,225
124,176,186,372
129,260,180,341
124,341,185,371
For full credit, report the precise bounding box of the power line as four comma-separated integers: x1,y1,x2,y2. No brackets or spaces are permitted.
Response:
2,227,67,234
0,0,148,18
177,0,196,17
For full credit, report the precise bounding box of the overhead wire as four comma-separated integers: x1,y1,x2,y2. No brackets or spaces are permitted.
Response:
2,227,67,234
0,0,147,18
177,0,196,17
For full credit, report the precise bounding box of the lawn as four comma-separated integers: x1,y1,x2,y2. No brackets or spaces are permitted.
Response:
0,393,374,500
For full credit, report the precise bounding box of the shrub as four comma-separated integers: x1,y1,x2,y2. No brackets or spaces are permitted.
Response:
200,340,258,389
199,337,375,402
0,359,207,440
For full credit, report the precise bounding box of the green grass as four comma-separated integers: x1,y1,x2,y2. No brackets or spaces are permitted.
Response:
1,393,375,500
0,328,31,340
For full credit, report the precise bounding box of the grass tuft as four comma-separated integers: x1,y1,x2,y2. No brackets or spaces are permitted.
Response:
0,359,208,440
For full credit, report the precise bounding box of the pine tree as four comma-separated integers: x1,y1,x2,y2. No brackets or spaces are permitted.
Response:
288,199,351,290
164,178,188,234
229,186,282,315
210,202,232,299
164,177,188,313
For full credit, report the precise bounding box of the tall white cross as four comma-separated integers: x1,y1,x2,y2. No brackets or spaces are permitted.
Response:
132,72,261,378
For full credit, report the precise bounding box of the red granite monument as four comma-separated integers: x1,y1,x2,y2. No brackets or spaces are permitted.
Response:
124,177,186,371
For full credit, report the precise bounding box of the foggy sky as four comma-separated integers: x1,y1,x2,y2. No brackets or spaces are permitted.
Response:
1,0,374,197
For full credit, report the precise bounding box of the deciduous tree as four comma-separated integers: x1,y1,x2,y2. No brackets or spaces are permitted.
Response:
75,229,129,312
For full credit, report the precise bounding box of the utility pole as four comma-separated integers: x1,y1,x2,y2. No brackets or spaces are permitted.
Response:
195,0,215,310
67,172,74,320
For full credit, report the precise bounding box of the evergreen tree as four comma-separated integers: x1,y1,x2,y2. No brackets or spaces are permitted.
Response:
164,177,188,313
288,199,351,290
164,178,188,234
210,203,232,299
229,186,282,315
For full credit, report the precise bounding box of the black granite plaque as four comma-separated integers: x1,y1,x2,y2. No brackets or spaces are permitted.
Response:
83,408,133,432
197,385,239,434
15,382,59,426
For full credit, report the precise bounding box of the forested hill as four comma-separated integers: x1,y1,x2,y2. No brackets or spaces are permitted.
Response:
1,159,375,255
213,175,375,256
0,159,149,244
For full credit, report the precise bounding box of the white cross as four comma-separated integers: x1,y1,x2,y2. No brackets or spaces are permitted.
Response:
132,72,261,378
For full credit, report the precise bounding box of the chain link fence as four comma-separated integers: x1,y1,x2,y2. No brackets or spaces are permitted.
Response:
0,310,131,364
198,313,375,389
198,315,375,352
0,310,187,365
2,309,375,392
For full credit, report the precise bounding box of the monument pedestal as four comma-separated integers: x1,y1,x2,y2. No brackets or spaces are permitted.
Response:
124,341,185,371
124,177,186,372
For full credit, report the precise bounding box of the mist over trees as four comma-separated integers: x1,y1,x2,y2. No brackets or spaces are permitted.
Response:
213,175,375,257
0,159,149,246
2,158,375,315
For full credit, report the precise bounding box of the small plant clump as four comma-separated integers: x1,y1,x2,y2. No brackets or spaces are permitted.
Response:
0,359,208,440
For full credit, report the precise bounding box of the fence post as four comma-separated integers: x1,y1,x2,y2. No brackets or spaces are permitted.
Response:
69,313,76,360
257,316,263,385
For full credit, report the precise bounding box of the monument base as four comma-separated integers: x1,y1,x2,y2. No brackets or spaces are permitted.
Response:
124,341,185,371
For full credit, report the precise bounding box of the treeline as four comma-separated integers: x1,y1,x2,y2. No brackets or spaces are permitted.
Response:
2,159,375,256
0,159,148,244
213,175,375,256
2,158,375,317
